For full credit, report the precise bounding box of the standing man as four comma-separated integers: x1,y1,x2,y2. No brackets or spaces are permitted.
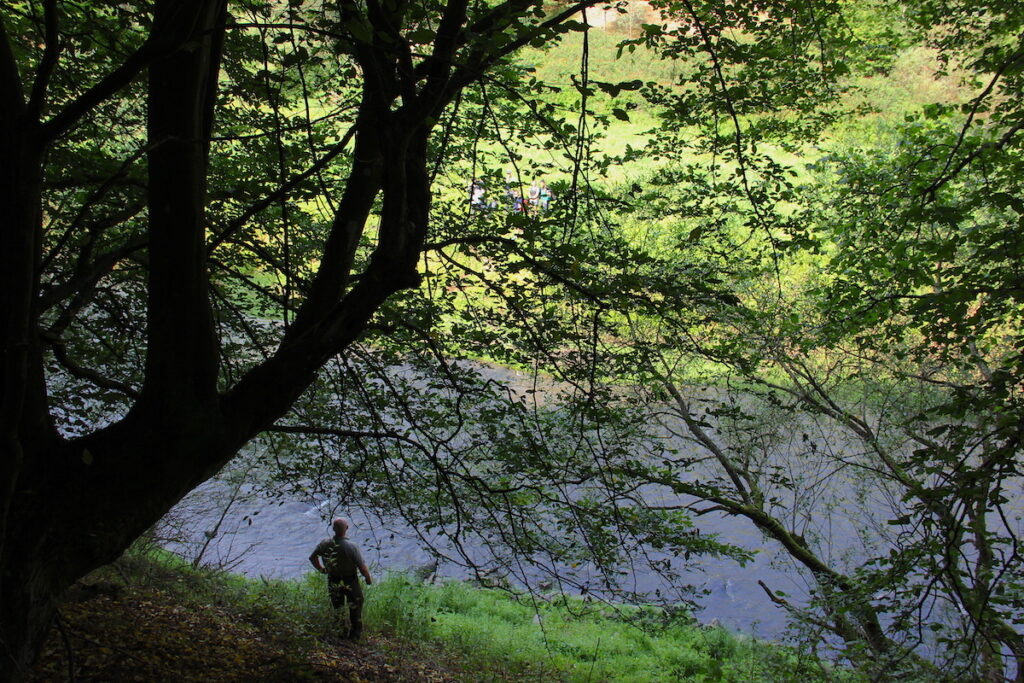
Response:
527,179,540,214
538,179,552,214
310,517,373,640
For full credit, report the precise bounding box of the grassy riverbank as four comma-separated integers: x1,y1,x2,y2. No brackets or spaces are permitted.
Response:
32,547,857,682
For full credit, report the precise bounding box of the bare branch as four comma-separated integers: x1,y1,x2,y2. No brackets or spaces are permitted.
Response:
923,48,1024,198
0,14,25,114
44,334,140,399
26,0,60,122
39,236,147,314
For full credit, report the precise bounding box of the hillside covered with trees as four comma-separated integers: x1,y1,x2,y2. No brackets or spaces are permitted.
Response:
2,0,1023,679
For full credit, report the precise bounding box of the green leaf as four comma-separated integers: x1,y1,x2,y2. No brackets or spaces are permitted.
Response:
406,26,436,44
346,20,372,43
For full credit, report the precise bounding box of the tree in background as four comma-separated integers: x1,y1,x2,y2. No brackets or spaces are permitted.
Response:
601,0,1024,677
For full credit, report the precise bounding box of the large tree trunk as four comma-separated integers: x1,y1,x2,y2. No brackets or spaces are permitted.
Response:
0,27,58,679
0,18,417,679
0,1,228,678
0,414,252,679
0,0,579,676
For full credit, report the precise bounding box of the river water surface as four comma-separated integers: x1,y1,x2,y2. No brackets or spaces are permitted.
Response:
161,364,928,641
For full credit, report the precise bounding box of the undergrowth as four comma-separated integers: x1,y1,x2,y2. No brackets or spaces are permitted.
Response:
113,546,858,682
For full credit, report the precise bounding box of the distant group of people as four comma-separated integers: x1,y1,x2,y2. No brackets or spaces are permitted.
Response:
469,170,555,215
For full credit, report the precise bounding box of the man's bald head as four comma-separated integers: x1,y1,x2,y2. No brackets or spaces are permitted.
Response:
332,517,350,537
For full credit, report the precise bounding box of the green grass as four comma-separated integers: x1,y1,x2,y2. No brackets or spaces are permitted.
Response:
520,27,686,95
367,574,859,682
119,545,858,681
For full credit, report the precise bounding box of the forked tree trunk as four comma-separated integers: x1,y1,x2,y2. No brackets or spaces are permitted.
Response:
0,0,578,676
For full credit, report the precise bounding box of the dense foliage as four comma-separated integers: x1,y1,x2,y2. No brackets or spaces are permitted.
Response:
2,0,1022,679
593,1,1024,678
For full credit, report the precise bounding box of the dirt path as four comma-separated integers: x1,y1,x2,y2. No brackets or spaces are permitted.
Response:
32,581,459,682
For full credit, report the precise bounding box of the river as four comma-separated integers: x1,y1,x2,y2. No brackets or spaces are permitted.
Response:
164,474,806,638
159,363,932,642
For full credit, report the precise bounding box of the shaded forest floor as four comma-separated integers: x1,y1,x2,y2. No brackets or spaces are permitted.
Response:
30,558,474,682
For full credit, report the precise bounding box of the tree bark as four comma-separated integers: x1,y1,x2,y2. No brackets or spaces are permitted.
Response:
138,0,227,417
0,18,60,677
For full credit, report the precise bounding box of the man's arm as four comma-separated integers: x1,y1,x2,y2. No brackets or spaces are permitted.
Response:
359,562,373,585
309,551,326,573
